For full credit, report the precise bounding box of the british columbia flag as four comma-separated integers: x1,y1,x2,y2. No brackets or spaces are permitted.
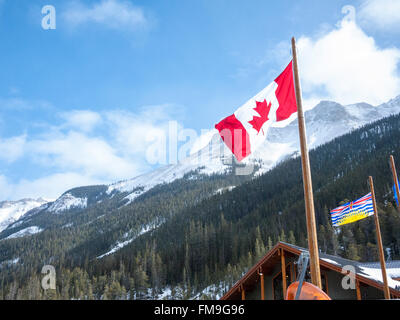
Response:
330,193,375,227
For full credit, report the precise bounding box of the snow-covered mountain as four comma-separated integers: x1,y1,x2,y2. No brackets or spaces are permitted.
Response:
0,198,50,232
106,131,233,204
252,96,400,174
106,95,400,201
3,95,400,222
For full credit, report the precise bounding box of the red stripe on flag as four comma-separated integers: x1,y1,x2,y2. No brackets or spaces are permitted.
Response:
274,61,297,122
215,114,251,162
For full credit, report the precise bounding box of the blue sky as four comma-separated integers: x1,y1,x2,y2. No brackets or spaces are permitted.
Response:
1,0,400,200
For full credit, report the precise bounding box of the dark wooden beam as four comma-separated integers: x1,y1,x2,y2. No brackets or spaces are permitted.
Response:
281,249,287,299
241,285,245,301
356,280,361,300
258,268,265,300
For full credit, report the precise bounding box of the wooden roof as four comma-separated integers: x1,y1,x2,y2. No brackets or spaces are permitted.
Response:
220,242,400,300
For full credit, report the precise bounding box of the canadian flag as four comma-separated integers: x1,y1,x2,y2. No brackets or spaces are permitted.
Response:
215,61,297,162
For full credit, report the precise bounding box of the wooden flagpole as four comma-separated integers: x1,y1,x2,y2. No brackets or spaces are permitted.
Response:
291,37,322,289
368,176,391,299
390,155,400,212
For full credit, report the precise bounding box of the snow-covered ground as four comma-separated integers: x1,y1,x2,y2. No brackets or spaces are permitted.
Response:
156,281,233,300
62,222,74,229
0,257,20,268
191,282,230,300
97,238,136,259
5,226,43,239
214,186,236,195
0,198,49,232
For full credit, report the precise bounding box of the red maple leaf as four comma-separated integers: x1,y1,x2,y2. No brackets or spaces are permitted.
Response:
248,99,272,134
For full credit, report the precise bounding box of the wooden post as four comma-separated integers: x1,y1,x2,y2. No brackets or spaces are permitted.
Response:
291,37,322,289
281,249,287,298
356,280,361,300
369,176,391,300
259,268,265,300
390,155,400,211
241,285,245,301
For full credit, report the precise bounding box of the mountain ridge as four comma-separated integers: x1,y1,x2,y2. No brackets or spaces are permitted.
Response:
1,95,399,232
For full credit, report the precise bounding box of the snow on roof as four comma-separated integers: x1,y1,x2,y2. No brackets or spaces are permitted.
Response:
321,258,341,266
358,266,400,290
281,242,400,290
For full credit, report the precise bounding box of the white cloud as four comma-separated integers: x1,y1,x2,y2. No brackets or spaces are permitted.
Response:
60,110,102,132
296,19,400,106
63,0,148,31
29,131,139,179
0,104,183,200
0,135,26,163
0,97,52,110
238,5,400,109
189,129,217,155
0,175,10,198
106,105,180,159
0,173,103,200
359,0,400,31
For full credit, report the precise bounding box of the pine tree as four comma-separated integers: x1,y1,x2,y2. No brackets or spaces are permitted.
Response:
267,236,273,251
255,238,265,260
288,230,296,245
279,229,286,243
347,243,361,261
318,225,327,253
102,285,110,300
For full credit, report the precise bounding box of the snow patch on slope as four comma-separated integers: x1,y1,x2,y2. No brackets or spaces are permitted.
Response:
6,226,43,239
97,220,165,259
214,186,236,195
47,193,87,214
97,238,135,259
0,257,20,268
